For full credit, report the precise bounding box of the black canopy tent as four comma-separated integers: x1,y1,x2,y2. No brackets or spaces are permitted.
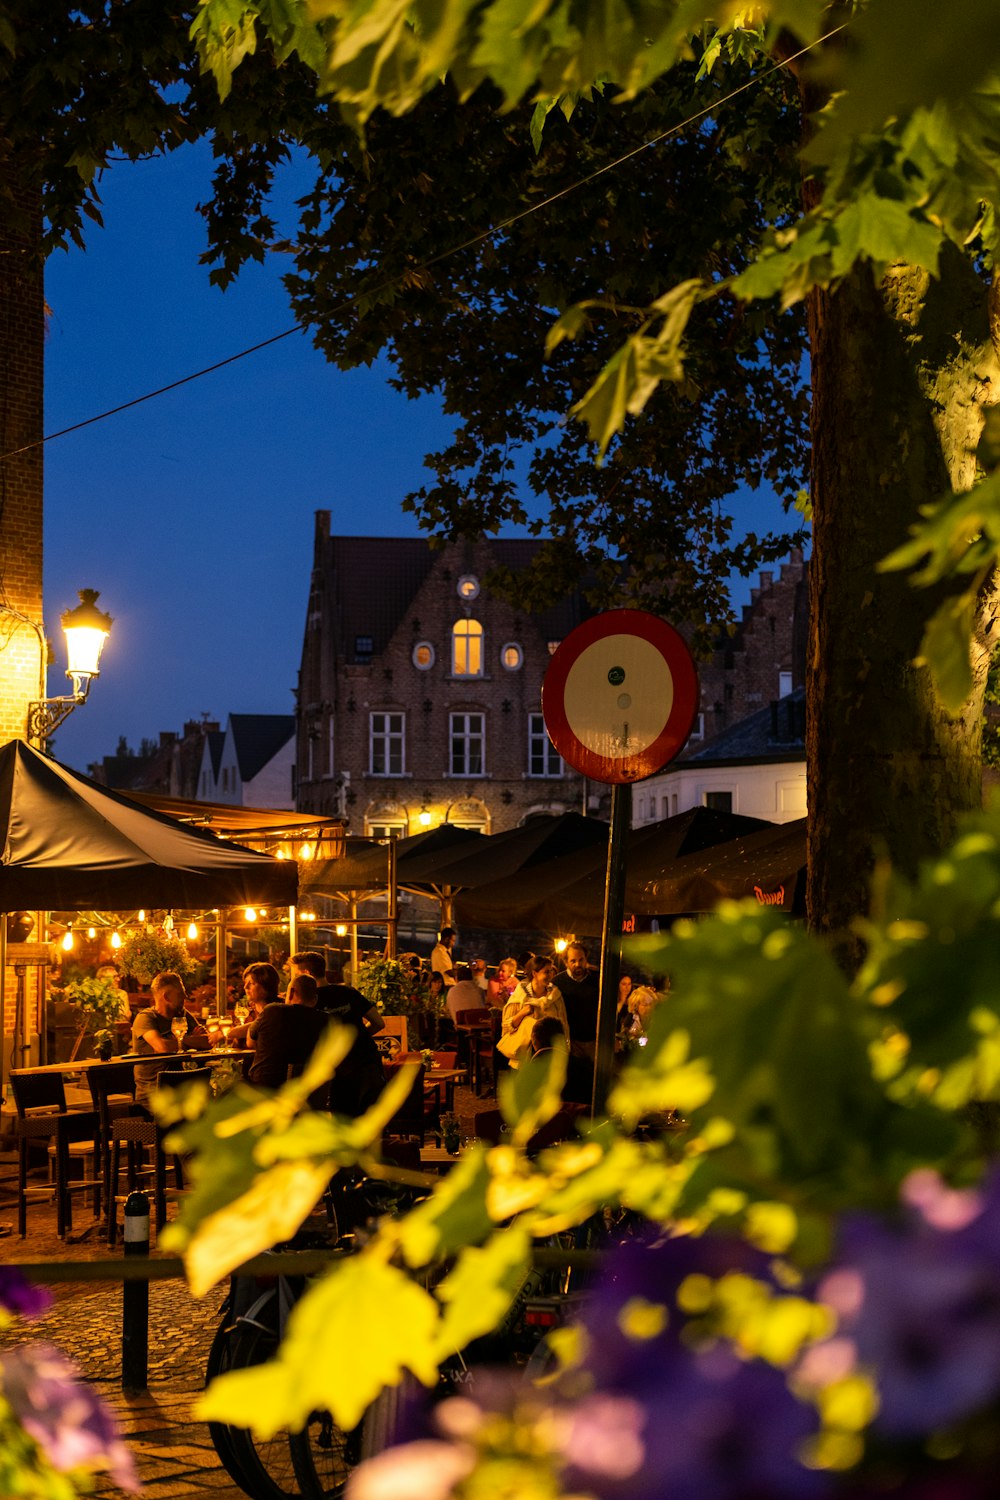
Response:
455,807,773,932
642,816,808,915
0,740,297,1080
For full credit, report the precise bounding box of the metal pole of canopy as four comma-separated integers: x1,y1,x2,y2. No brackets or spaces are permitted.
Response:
349,896,359,980
592,782,631,1116
288,905,297,961
386,838,397,959
0,917,6,1100
215,911,227,1016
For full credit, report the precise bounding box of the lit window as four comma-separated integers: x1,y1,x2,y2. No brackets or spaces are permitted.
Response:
457,575,480,601
547,640,560,655
500,642,523,671
370,712,405,776
413,641,435,670
450,712,485,776
452,619,483,676
528,713,563,777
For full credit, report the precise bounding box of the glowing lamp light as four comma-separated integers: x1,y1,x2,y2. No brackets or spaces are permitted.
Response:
61,930,74,951
299,842,314,861
62,588,112,683
138,909,146,923
336,924,348,938
245,908,257,922
259,908,268,918
186,922,199,941
418,806,432,827
110,930,122,949
87,926,96,939
554,937,569,954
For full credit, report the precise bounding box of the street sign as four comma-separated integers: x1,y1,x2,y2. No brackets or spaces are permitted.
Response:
542,608,699,784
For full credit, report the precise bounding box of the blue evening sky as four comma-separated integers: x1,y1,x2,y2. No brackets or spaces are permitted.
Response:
41,142,784,775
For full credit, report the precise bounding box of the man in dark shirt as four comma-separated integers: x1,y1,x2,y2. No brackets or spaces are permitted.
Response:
319,982,386,1117
289,950,340,1010
248,975,331,1103
553,942,601,1106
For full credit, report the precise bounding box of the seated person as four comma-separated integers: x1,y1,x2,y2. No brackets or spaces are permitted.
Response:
288,949,340,1009
530,1015,567,1059
228,961,281,1045
446,965,487,1022
132,971,210,1107
248,975,332,1104
304,978,386,1118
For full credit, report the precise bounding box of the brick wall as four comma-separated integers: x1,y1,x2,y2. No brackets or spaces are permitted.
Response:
0,170,45,744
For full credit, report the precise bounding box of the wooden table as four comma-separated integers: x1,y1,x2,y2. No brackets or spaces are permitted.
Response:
10,1049,247,1077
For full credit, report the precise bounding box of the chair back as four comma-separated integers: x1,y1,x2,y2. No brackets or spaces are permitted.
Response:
432,1051,457,1069
11,1071,67,1117
86,1062,137,1109
382,1064,426,1140
455,1009,490,1028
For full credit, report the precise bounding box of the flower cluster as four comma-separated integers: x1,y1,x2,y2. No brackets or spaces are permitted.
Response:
0,1267,138,1494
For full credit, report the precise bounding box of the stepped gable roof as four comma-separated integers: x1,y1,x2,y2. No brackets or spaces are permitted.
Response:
229,714,296,782
682,687,805,767
323,535,590,657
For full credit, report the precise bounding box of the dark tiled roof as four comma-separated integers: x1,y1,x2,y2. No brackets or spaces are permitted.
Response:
205,730,225,779
322,536,590,656
229,714,296,782
683,687,806,766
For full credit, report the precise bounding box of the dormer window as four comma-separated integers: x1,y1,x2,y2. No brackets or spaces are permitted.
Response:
452,619,483,676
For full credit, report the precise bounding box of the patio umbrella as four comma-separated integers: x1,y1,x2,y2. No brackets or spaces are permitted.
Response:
0,740,298,911
455,807,772,931
642,816,807,914
398,812,609,893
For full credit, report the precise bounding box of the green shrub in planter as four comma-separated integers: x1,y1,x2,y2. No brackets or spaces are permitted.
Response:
118,929,197,985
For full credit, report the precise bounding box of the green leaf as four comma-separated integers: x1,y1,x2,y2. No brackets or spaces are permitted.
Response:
544,303,590,356
609,1020,716,1129
198,1253,441,1432
497,1045,566,1146
433,1225,532,1356
398,1146,495,1266
916,590,979,714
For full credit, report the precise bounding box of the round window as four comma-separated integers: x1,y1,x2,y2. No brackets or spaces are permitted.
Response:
412,641,435,670
457,575,480,601
500,642,523,671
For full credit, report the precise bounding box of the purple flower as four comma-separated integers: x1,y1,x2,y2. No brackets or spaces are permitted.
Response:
818,1167,1000,1436
0,1267,51,1320
1,1342,138,1490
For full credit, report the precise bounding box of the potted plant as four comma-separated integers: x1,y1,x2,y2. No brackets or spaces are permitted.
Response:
60,976,126,1061
117,928,196,986
92,1028,115,1062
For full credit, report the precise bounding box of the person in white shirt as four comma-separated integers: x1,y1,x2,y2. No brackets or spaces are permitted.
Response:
446,966,487,1022
431,927,457,985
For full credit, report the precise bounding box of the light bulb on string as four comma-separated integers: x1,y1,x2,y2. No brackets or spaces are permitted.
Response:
61,930,74,951
87,927,96,939
138,909,146,923
111,930,122,949
187,922,198,941
245,908,257,922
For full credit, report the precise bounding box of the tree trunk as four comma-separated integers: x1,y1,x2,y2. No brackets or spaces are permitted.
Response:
806,248,1000,957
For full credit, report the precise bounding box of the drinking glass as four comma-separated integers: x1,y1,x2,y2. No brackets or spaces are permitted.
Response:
171,1016,187,1045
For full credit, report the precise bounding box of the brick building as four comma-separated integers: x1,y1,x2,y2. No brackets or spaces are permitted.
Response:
0,179,45,744
295,518,593,834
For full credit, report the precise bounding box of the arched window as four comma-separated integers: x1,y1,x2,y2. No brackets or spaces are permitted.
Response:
452,619,483,676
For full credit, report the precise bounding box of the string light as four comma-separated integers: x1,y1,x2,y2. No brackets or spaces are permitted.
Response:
110,930,122,949
187,922,199,940
336,923,348,937
87,926,96,939
61,930,74,951
299,842,314,861
245,908,257,922
138,909,146,923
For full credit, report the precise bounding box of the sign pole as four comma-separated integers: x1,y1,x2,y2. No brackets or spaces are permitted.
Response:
592,781,631,1116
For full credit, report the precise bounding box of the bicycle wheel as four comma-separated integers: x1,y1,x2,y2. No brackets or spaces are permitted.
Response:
206,1305,259,1497
289,1410,359,1500
225,1318,301,1500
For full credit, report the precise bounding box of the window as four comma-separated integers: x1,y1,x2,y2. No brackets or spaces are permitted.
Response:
779,670,793,698
354,635,374,660
413,641,435,670
369,712,405,776
450,712,485,776
452,619,483,676
367,817,407,839
528,713,563,777
704,790,733,812
689,712,705,741
457,575,480,601
500,642,523,671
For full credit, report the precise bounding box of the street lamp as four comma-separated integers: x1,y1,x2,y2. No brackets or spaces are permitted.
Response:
27,589,113,748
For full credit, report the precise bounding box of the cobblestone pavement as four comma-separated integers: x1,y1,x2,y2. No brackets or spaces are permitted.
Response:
0,1080,493,1497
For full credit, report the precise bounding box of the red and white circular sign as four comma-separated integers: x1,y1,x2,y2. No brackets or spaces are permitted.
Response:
542,609,699,784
